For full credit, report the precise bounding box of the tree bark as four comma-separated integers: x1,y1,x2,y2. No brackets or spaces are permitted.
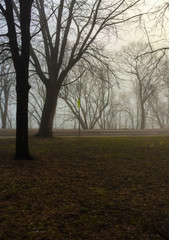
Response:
10,0,33,159
36,84,59,137
15,76,32,159
0,0,33,158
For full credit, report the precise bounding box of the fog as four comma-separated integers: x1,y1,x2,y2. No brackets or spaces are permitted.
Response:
1,0,169,131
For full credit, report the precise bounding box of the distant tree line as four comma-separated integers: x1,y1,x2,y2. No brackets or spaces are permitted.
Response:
2,41,169,130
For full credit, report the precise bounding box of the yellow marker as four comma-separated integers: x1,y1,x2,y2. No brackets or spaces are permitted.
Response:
77,98,80,108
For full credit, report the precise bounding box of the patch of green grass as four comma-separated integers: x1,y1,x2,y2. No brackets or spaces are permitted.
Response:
1,136,169,239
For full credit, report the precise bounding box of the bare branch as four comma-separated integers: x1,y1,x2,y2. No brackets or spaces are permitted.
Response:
0,56,12,65
61,70,85,87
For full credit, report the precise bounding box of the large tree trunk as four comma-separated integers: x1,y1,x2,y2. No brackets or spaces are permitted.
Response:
1,0,34,159
14,70,32,159
36,85,59,137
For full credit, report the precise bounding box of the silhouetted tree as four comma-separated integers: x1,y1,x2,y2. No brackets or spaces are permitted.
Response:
0,60,14,128
116,42,164,129
30,0,144,137
0,0,34,159
60,63,117,129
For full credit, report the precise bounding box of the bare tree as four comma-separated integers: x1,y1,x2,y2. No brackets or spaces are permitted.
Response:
29,76,46,127
0,59,15,128
148,58,169,128
116,42,164,129
141,1,169,53
60,63,117,129
29,0,144,137
0,0,34,159
115,92,139,129
148,93,169,128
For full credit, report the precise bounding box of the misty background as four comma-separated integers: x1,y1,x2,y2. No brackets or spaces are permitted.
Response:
1,0,169,130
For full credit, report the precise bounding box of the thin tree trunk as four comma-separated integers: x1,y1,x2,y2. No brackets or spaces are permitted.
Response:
2,90,9,129
1,115,7,129
140,103,145,129
0,90,9,129
0,107,7,129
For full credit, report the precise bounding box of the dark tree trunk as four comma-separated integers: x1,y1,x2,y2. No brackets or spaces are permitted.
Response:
36,84,59,138
14,49,32,159
15,72,32,159
0,0,33,159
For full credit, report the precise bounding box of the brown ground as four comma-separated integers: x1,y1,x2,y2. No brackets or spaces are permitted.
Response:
1,135,169,239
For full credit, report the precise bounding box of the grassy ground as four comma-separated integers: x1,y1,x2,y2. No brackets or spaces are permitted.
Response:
1,136,169,239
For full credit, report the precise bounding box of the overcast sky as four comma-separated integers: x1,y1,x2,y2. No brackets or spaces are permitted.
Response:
106,0,169,52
